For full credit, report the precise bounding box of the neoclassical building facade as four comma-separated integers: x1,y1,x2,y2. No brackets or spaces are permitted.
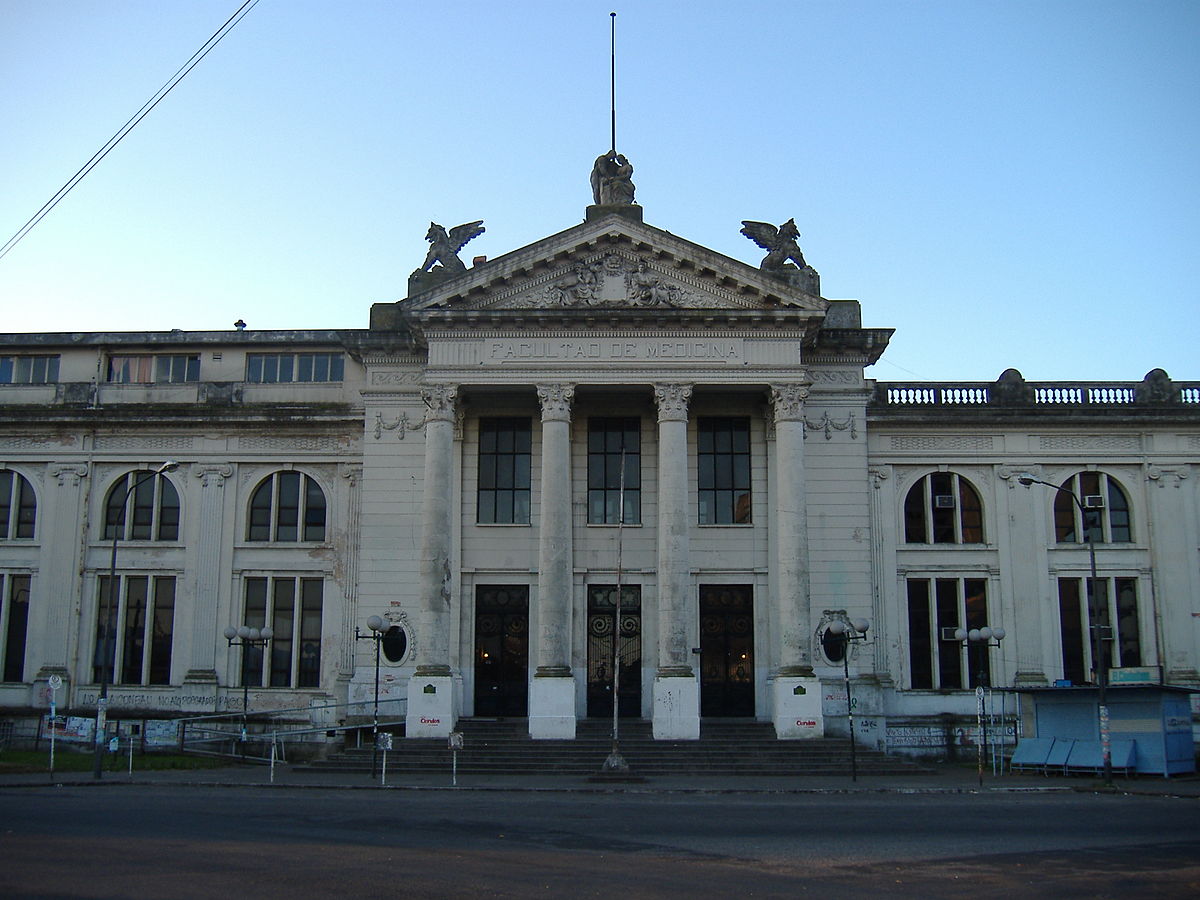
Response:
1,195,1197,754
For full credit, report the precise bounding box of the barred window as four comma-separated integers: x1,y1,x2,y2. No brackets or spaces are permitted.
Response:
245,352,344,384
103,472,180,542
247,472,326,542
241,576,324,688
697,417,751,525
477,418,531,525
587,418,640,524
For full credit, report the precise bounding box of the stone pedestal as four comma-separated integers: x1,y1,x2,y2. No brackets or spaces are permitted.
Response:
405,675,456,738
529,675,577,739
652,675,699,740
772,676,825,739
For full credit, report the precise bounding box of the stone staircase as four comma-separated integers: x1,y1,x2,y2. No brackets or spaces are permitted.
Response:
295,718,930,777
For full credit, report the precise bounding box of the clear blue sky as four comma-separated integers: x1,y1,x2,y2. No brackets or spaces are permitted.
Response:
2,1,1197,382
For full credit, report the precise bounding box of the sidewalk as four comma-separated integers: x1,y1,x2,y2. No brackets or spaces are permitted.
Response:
3,761,1199,797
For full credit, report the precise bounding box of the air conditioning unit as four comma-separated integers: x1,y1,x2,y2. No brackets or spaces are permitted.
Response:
934,495,956,509
1083,495,1105,509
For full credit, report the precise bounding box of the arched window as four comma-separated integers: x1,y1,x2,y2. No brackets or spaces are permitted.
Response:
247,472,326,542
103,471,180,541
0,470,36,539
1054,473,1132,544
903,473,984,544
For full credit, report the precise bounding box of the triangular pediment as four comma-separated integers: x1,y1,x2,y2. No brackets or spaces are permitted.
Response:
398,214,828,320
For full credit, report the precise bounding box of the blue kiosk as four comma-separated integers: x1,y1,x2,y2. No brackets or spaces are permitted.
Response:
1010,672,1197,777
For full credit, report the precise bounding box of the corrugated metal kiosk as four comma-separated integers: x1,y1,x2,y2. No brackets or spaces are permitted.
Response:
1010,680,1197,777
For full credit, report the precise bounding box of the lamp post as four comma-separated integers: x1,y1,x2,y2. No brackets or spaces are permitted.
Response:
1017,473,1113,787
223,625,273,751
93,460,180,780
356,615,386,779
951,625,1005,787
826,618,870,781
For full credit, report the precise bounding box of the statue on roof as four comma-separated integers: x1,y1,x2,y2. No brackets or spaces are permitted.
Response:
416,221,485,276
740,218,808,272
590,150,636,205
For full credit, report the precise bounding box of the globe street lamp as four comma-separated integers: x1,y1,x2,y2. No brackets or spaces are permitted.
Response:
93,460,180,780
1017,472,1113,787
826,618,870,781
951,625,1005,787
223,625,274,751
355,615,386,779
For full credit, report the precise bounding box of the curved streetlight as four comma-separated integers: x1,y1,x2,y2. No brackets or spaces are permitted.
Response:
224,624,274,752
93,460,180,780
355,615,386,779
1017,472,1113,787
826,617,870,782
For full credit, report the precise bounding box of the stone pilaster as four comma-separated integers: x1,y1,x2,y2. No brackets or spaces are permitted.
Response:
35,464,89,699
184,464,230,693
407,383,458,737
652,382,699,739
530,383,577,738
768,383,823,738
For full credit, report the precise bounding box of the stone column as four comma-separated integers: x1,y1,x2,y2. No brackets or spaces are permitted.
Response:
768,383,824,738
407,383,458,737
530,383,577,738
34,464,89,705
652,382,699,739
183,464,232,708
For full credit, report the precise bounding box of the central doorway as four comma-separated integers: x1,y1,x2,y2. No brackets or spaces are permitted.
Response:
586,585,642,718
699,585,755,717
474,585,529,717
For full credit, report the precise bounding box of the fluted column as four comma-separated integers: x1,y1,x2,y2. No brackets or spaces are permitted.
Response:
769,382,824,739
407,383,458,737
771,383,812,675
652,383,699,739
530,383,577,738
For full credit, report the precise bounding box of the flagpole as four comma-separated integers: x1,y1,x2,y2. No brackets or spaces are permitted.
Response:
610,12,617,153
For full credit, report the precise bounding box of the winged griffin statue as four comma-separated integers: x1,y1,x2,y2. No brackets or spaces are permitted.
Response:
739,218,809,272
416,220,486,275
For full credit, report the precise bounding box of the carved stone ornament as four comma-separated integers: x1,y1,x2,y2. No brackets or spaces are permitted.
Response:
415,221,485,276
770,383,811,421
590,151,636,205
803,411,858,440
536,383,575,422
421,384,458,421
374,410,426,440
491,253,721,310
653,383,692,421
740,218,821,293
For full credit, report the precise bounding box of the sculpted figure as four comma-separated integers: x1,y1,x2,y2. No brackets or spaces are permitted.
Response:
417,221,485,274
630,262,675,306
590,151,636,205
740,218,808,271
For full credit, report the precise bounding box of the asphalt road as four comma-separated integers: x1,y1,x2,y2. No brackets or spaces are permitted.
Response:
2,786,1198,898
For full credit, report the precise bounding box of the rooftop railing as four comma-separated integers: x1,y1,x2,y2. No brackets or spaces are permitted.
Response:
874,369,1199,409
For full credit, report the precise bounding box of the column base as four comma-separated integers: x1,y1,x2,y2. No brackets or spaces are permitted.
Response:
529,674,577,739
405,674,457,738
772,676,824,739
652,674,699,740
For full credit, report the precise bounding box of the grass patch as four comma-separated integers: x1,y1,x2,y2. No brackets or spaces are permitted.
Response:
0,749,229,775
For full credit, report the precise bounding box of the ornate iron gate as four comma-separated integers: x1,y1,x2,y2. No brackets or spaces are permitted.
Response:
586,585,641,718
699,585,755,717
474,586,529,717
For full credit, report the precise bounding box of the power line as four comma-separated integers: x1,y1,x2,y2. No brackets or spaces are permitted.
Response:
0,0,263,264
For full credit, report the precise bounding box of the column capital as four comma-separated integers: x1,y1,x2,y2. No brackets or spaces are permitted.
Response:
193,464,233,487
653,383,693,422
536,383,575,423
421,383,458,422
769,382,811,422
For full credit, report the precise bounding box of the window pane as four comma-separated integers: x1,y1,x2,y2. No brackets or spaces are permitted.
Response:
243,578,268,687
904,484,927,543
329,354,344,381
246,355,264,383
1058,579,1086,684
298,579,323,687
1115,578,1141,667
94,576,117,683
907,580,933,689
121,576,148,685
959,479,984,543
130,474,155,540
964,579,990,687
3,574,31,682
104,474,129,541
935,579,962,689
303,477,326,542
157,478,180,541
276,472,300,541
1107,477,1131,542
248,479,273,541
148,577,175,685
1054,489,1076,543
270,579,295,687
297,354,314,382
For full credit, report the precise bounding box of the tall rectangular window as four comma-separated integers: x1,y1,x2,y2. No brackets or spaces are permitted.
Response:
697,417,751,524
1,574,31,682
906,577,991,689
241,576,324,688
587,417,640,524
1057,576,1142,683
477,418,531,524
92,575,175,685
0,355,60,384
